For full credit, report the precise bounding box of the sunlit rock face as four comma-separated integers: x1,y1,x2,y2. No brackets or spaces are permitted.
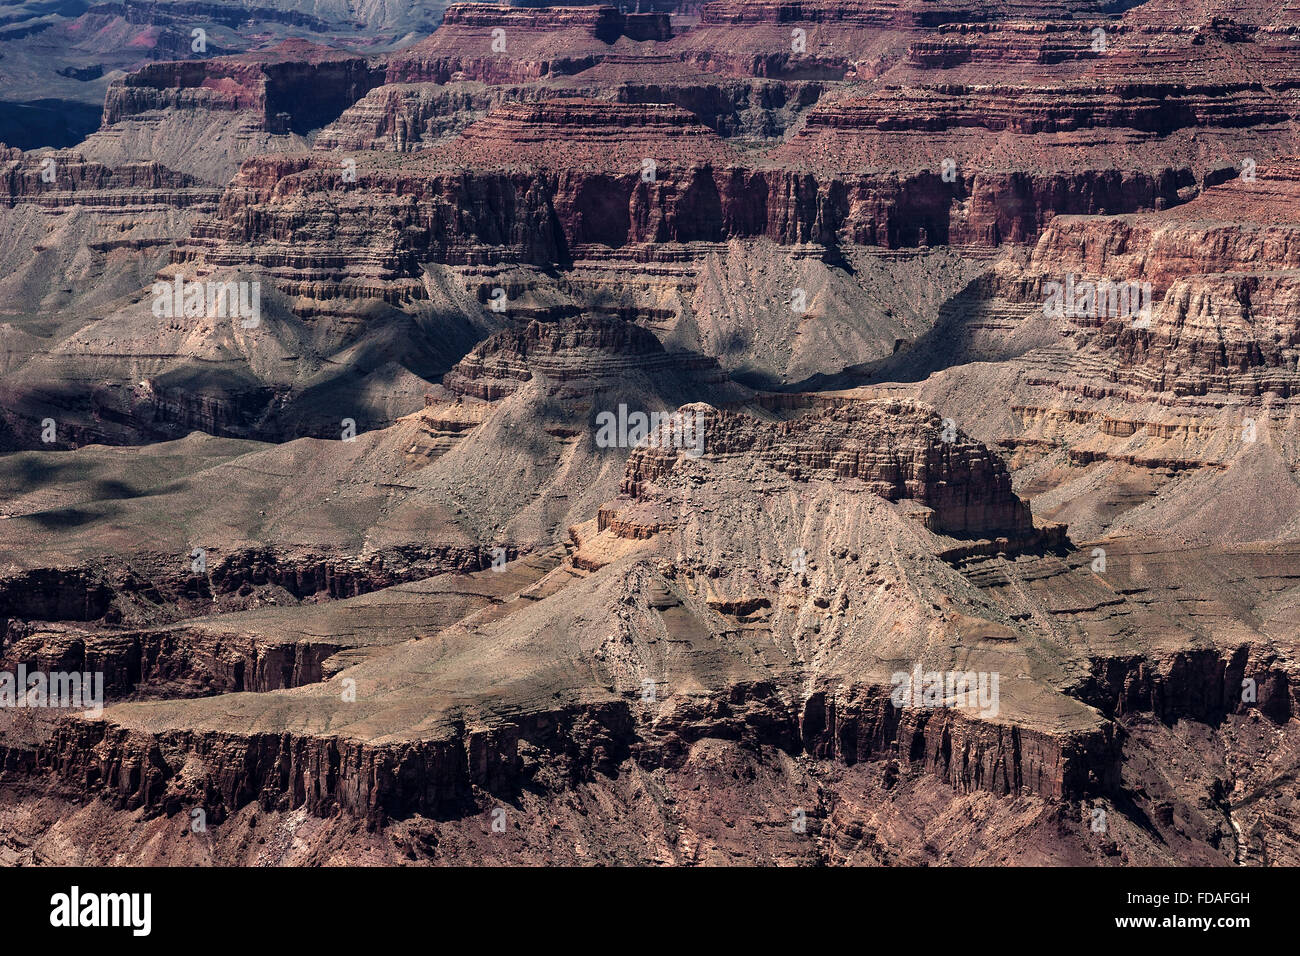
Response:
0,0,1299,868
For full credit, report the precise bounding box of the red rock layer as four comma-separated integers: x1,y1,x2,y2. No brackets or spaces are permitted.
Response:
0,149,216,209
175,93,1196,304
453,98,731,168
102,40,385,134
387,4,673,85
7,675,1125,825
1021,164,1300,399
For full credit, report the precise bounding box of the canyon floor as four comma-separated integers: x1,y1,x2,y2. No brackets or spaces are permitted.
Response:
0,0,1298,867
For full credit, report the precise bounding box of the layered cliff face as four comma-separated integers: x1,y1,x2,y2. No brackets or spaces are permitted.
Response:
80,40,388,184
0,146,225,449
863,161,1300,546
0,315,752,661
616,400,1034,536
318,77,830,152
0,149,215,208
159,93,1193,345
386,5,676,84
0,0,438,151
3,0,1300,867
5,388,1295,865
101,42,386,133
441,315,732,399
17,0,1298,426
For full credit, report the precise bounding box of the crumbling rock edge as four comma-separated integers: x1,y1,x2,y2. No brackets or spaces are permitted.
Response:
4,647,1291,830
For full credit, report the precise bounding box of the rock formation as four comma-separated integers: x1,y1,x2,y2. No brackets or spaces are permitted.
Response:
0,0,1298,868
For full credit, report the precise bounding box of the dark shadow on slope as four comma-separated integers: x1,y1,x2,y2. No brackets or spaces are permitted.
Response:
781,274,1047,393
0,99,100,148
25,503,119,529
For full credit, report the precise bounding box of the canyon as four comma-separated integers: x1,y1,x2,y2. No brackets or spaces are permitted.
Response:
0,0,1297,867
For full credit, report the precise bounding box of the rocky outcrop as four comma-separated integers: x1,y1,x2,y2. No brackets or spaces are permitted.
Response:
175,107,1193,312
957,163,1300,454
24,635,1286,827
28,699,638,824
453,98,730,167
794,685,1120,799
7,0,1300,870
102,41,385,134
316,77,831,152
13,676,1112,828
1077,648,1296,727
0,545,493,629
0,149,216,210
442,317,730,400
0,624,347,699
386,4,673,85
618,399,1034,537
